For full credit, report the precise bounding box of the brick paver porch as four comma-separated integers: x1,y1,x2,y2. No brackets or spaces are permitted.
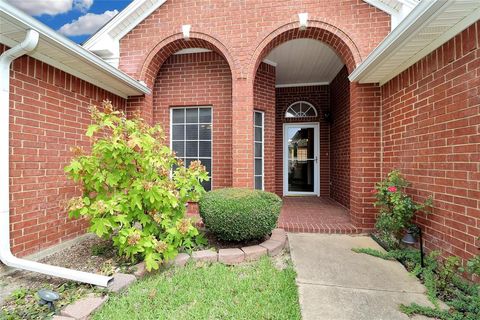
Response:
278,197,359,234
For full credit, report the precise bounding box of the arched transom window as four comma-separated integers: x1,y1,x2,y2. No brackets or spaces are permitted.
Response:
285,101,317,118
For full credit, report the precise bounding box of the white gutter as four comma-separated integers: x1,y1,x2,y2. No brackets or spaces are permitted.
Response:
349,0,448,83
0,30,113,288
0,1,150,97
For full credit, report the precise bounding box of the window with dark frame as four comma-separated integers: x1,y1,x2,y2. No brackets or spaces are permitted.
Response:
171,107,212,191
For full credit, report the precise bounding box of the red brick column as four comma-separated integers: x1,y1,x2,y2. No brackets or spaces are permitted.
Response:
126,94,154,126
349,82,382,230
232,79,254,188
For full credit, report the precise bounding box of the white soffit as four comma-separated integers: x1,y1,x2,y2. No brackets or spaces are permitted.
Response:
350,0,480,85
0,2,150,98
265,39,344,86
83,0,167,67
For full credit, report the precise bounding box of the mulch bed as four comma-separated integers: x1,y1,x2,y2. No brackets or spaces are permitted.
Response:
1,229,270,306
201,229,268,250
0,235,135,308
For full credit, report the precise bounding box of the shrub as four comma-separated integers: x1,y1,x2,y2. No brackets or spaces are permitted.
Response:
466,238,480,277
467,254,480,277
199,188,282,242
64,101,209,271
372,170,432,248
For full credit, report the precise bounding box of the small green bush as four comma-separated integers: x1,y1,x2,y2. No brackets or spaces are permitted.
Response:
199,188,282,242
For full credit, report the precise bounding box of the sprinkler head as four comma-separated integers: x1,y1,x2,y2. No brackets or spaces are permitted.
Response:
38,289,60,311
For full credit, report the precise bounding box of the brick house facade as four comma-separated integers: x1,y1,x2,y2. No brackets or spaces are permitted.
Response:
380,24,480,260
2,0,479,266
2,44,127,256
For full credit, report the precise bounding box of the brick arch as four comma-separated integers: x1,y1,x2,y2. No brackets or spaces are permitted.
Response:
139,32,236,88
249,21,362,80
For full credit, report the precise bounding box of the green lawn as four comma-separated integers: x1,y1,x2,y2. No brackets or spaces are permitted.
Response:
92,257,301,320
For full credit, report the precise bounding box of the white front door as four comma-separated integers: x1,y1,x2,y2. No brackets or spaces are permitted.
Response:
283,123,319,196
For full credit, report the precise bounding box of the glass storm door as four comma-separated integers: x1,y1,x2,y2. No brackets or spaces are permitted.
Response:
283,123,319,196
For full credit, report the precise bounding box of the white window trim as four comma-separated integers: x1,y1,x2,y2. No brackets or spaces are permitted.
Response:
285,101,318,118
254,111,265,190
170,106,213,190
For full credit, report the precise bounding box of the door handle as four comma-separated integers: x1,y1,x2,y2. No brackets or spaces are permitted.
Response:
315,156,318,163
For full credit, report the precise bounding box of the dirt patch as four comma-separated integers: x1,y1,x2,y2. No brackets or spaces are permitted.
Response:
272,242,291,270
202,229,268,250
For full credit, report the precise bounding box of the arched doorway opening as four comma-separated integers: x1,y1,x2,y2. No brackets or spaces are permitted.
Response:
250,24,371,232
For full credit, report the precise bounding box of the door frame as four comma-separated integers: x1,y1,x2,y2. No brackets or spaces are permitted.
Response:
283,122,320,196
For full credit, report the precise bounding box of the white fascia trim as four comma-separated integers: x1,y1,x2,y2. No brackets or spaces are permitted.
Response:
275,82,329,88
116,0,168,40
398,0,419,9
363,0,399,16
363,0,418,30
349,0,448,83
0,35,129,99
84,0,165,48
383,5,480,86
0,1,150,96
83,0,167,68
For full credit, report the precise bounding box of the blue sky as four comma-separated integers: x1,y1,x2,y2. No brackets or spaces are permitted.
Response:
7,0,133,44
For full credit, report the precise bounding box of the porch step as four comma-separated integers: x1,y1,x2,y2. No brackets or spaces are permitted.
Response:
277,222,360,234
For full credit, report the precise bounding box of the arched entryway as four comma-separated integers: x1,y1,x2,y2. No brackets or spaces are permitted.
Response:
129,34,235,191
249,23,381,232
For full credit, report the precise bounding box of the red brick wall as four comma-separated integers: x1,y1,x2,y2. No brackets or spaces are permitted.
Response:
349,82,382,229
254,63,276,193
3,44,126,256
152,52,233,188
275,86,330,196
330,67,351,208
381,22,480,262
119,0,390,79
120,0,391,189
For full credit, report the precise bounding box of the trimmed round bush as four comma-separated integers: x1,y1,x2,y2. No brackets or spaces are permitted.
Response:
199,188,282,242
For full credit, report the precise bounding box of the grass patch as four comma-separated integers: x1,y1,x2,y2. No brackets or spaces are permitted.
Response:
92,257,301,320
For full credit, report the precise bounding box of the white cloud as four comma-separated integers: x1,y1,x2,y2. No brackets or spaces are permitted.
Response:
8,0,94,16
74,0,93,12
7,0,74,16
58,10,118,36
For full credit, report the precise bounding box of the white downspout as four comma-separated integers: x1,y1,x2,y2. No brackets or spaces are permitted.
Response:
0,30,113,287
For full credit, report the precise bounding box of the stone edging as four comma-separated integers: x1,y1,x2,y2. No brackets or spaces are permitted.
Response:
53,228,287,320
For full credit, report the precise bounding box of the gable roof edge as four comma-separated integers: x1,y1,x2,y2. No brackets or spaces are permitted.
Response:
83,0,166,67
349,0,480,85
0,1,150,98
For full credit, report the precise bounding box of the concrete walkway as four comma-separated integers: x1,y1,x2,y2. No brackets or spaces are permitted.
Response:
288,233,435,320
